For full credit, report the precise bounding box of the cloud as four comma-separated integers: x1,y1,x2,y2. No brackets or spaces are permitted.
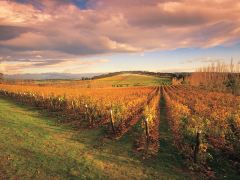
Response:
0,25,31,40
184,57,226,64
35,55,42,58
159,67,195,72
0,0,240,73
0,57,110,74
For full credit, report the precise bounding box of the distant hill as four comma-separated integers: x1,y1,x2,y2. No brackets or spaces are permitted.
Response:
2,73,171,87
2,71,190,83
92,71,173,79
4,73,105,80
94,73,171,86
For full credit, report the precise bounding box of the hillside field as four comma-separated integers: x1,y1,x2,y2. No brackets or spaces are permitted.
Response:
0,97,192,179
0,74,239,179
5,73,171,88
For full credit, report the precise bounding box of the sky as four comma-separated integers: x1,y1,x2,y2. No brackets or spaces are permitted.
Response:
0,0,240,74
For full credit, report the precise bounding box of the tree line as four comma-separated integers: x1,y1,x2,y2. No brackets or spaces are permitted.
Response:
186,60,240,95
92,71,175,79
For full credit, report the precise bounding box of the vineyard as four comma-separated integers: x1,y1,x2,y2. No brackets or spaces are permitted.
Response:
0,83,160,145
163,86,240,167
0,80,239,178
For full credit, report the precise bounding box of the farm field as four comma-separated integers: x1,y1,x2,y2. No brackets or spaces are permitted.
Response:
5,73,171,88
95,73,171,87
0,96,192,179
0,74,239,179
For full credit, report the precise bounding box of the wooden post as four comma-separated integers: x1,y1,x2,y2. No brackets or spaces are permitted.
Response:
144,118,150,155
110,109,116,135
85,104,92,126
194,131,201,163
85,104,88,120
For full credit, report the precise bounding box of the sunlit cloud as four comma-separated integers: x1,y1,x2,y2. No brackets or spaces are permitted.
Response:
0,0,240,74
184,57,225,64
0,57,110,74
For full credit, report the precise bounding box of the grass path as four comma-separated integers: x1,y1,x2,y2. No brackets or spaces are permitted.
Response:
139,94,195,179
158,95,190,172
0,96,195,179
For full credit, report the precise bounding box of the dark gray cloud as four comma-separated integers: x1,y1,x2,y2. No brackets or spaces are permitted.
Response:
0,25,31,40
193,21,238,42
127,9,209,28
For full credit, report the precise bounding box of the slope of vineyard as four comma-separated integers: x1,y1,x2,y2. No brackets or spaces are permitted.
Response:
163,85,240,178
135,88,161,155
5,73,171,88
0,97,193,179
0,79,239,178
0,84,156,134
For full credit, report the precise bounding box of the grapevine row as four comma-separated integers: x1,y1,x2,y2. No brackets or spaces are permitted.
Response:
135,87,161,155
0,84,156,137
163,85,240,165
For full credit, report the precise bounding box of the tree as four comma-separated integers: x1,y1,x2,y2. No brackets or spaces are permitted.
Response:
0,58,3,81
225,73,240,95
0,73,3,83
